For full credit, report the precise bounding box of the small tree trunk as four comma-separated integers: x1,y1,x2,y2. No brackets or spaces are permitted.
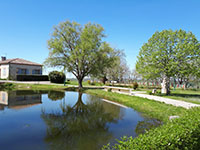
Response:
161,76,170,95
78,78,83,89
184,79,189,90
102,76,107,84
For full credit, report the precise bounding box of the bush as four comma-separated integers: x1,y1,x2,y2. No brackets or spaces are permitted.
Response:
65,79,71,84
49,71,66,83
90,81,96,85
103,107,200,150
108,88,112,92
105,83,111,86
133,82,139,90
147,90,152,95
88,80,96,85
0,83,15,90
87,80,91,85
17,75,49,81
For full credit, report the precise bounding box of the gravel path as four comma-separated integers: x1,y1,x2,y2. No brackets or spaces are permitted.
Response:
104,86,200,109
131,92,200,109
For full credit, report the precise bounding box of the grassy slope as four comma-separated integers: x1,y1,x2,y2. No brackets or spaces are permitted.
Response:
85,89,187,123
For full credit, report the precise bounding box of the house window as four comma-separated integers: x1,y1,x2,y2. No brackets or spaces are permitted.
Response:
17,68,29,75
32,69,41,75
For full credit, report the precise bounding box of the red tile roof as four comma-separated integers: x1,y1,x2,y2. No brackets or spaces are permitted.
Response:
0,58,42,66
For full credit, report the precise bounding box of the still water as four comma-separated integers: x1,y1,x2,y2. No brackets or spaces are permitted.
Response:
0,90,161,150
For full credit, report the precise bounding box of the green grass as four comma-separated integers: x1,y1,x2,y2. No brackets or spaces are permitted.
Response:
85,89,187,123
0,83,15,90
103,107,200,150
9,83,71,91
65,80,103,86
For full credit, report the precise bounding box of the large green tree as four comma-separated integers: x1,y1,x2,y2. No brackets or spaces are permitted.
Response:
44,20,115,88
136,29,200,95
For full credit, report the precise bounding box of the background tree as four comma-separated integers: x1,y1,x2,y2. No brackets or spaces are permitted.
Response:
44,20,115,88
89,43,119,84
136,29,200,95
130,69,142,83
100,50,130,83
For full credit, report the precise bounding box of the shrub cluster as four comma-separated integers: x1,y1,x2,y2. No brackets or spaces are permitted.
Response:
0,83,15,90
65,79,71,84
87,80,96,85
87,80,91,85
17,75,49,81
49,71,66,83
133,82,139,90
103,107,200,150
107,88,112,92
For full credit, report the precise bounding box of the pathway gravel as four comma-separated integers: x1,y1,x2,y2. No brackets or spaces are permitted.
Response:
131,92,200,109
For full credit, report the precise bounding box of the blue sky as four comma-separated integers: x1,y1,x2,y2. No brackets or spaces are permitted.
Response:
0,0,200,76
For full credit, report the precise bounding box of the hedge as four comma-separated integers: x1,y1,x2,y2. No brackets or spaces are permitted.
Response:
49,71,66,83
17,75,49,81
103,107,200,150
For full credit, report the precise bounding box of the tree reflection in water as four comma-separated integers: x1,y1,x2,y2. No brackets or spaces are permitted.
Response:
48,91,65,101
41,92,121,150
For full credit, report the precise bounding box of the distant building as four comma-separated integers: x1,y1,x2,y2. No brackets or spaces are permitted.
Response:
0,57,42,80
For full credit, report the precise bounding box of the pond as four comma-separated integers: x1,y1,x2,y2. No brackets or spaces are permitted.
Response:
0,90,162,150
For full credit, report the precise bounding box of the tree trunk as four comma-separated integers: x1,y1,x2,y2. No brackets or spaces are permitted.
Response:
78,78,83,89
184,78,189,90
102,76,107,84
161,76,170,95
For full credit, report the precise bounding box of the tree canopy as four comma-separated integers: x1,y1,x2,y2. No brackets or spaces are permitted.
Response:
44,20,116,88
93,49,129,83
105,50,130,82
136,29,200,94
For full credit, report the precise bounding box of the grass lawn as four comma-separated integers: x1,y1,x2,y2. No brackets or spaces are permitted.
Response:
85,89,187,123
8,83,70,91
65,80,103,86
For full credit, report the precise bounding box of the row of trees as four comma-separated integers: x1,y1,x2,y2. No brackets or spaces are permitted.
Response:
44,20,200,94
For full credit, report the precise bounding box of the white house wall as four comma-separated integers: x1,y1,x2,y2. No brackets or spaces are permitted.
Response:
0,64,9,79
